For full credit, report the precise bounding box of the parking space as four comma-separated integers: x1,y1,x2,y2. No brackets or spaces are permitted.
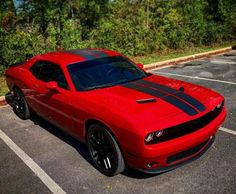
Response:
155,50,236,131
0,138,51,194
0,51,236,194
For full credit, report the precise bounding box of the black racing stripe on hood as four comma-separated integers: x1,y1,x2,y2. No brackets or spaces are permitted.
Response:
123,82,166,98
123,82,198,116
161,95,198,115
136,79,206,112
175,92,206,112
137,79,177,94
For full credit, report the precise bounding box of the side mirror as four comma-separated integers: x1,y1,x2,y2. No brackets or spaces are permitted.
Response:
45,81,58,90
137,63,144,69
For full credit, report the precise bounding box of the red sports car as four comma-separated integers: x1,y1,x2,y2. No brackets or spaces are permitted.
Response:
5,49,226,176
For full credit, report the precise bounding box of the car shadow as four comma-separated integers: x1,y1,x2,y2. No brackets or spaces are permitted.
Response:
121,168,160,179
31,114,163,179
32,114,168,179
29,113,92,165
30,114,157,179
7,97,163,179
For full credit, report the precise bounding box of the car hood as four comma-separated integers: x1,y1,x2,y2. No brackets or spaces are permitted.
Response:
82,74,223,132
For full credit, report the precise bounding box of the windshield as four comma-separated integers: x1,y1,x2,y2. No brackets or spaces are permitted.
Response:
67,56,147,91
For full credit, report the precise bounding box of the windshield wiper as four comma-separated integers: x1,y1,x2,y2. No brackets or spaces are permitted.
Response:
117,75,147,85
86,83,117,91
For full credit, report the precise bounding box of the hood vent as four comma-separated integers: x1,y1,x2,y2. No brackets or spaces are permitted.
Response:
136,98,157,104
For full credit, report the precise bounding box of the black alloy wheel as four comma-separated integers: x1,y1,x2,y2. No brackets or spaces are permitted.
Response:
13,88,30,120
86,124,125,176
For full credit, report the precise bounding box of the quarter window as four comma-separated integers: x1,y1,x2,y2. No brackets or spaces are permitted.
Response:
30,61,69,90
30,61,43,79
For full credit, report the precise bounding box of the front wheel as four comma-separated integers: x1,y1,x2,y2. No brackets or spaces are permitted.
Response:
13,87,30,120
86,124,125,176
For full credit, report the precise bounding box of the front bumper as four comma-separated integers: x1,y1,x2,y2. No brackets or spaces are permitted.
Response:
136,135,215,174
124,107,226,172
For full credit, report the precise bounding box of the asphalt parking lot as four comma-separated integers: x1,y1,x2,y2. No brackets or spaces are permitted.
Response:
0,50,236,194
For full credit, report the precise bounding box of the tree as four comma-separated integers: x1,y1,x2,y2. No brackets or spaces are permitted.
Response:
0,0,235,75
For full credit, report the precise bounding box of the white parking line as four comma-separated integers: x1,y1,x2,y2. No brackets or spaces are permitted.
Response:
157,72,236,85
0,129,67,194
219,127,236,136
210,60,236,65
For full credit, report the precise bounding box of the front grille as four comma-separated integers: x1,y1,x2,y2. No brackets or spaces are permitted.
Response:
147,101,224,144
167,138,209,164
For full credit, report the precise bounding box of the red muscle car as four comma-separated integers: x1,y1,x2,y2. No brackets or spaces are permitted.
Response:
5,49,226,176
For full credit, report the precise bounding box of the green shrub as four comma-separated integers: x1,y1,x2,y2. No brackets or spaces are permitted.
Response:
0,0,235,75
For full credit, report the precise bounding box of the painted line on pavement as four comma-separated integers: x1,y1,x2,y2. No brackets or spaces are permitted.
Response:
210,60,236,65
219,127,236,136
157,72,236,85
0,129,67,194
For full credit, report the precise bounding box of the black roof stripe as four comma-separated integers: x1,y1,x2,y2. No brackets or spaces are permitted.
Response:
87,50,108,58
64,49,108,60
137,79,206,112
65,50,96,60
123,82,198,116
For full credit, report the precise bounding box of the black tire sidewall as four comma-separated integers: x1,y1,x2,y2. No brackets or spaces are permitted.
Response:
86,124,125,176
13,88,30,120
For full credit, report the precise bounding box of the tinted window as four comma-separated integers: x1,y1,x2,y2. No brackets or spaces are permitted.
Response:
67,56,147,91
30,61,44,79
30,61,69,90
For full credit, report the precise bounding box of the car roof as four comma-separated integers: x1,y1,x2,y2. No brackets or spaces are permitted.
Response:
36,48,121,67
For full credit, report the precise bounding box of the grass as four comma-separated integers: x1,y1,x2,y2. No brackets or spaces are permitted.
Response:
0,77,8,96
132,42,235,64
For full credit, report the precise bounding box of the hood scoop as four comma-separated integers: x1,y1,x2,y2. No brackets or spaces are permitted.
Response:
136,98,157,104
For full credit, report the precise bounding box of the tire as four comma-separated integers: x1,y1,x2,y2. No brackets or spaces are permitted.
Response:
13,87,30,120
86,123,125,176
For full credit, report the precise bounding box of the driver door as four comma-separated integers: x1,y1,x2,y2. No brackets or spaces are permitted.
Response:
29,60,74,132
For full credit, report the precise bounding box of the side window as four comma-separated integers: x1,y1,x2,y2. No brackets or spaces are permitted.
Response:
30,61,69,90
30,61,44,79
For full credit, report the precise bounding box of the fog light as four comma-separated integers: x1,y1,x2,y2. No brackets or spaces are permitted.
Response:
155,130,163,138
147,162,158,168
145,133,154,143
216,103,221,108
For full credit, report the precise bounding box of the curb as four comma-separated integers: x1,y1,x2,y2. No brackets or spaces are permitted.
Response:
0,46,233,106
0,96,7,107
144,46,232,71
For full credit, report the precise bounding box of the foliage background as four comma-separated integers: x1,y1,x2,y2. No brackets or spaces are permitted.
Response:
0,0,235,75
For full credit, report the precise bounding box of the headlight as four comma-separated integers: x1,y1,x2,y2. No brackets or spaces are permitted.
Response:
212,100,224,111
145,130,164,144
217,100,224,108
213,100,224,111
155,130,163,137
145,133,154,143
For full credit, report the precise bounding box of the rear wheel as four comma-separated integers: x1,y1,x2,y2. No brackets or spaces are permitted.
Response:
13,87,30,120
86,124,125,176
